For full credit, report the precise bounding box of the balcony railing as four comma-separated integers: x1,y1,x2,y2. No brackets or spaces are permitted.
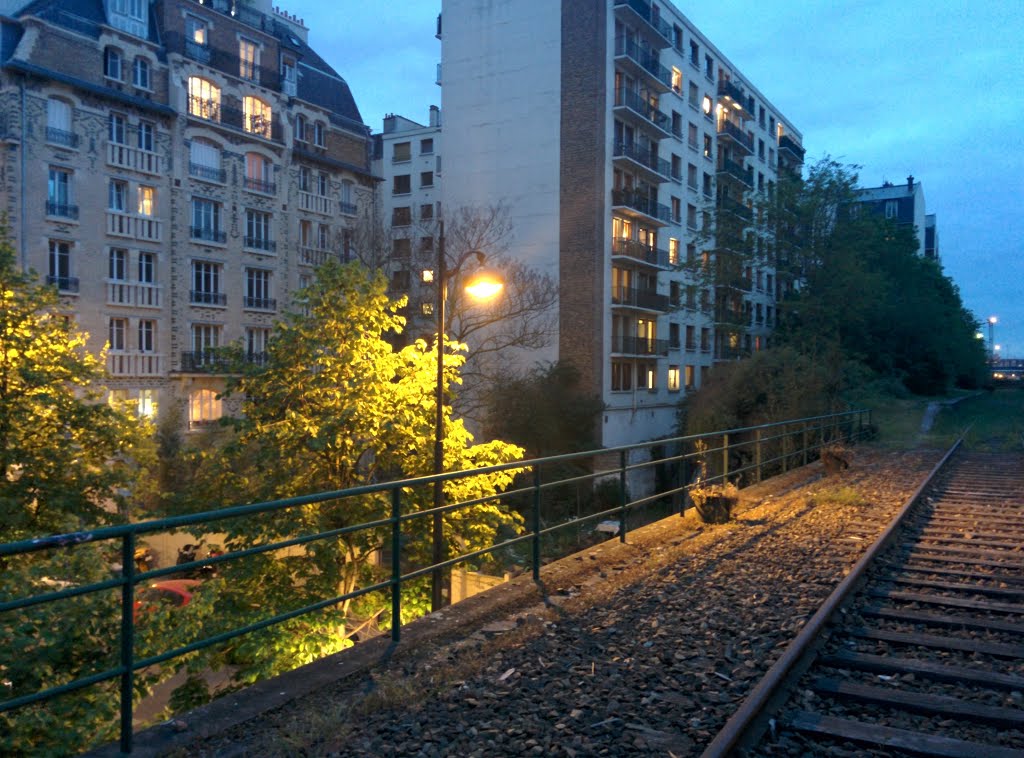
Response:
611,189,672,224
243,236,276,253
180,351,233,373
611,335,669,356
685,340,698,352
244,177,277,195
778,133,805,161
107,142,161,175
107,352,161,377
187,96,220,123
243,296,276,311
613,88,672,136
185,40,211,64
613,141,672,181
189,162,226,183
611,238,669,268
46,275,78,293
190,227,227,244
718,120,754,153
106,212,161,241
717,158,753,187
339,201,358,216
613,36,672,91
246,352,269,367
106,281,161,308
299,191,333,216
45,201,78,219
45,127,78,148
611,285,670,311
613,0,673,46
190,290,227,306
718,194,753,222
717,79,749,114
299,246,341,267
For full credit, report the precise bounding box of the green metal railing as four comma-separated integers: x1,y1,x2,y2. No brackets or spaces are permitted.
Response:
0,409,870,754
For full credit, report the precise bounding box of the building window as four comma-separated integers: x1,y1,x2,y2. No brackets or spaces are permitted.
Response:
137,120,154,152
281,55,297,96
687,163,697,190
313,121,326,147
393,238,411,258
703,134,713,159
245,268,274,310
104,47,122,80
672,197,682,225
139,252,155,284
137,185,155,216
316,172,329,196
672,25,683,51
108,180,128,211
420,203,434,221
190,261,223,305
393,142,411,162
298,166,311,193
392,206,412,226
189,139,222,182
688,81,698,108
393,175,411,195
48,239,75,291
885,200,898,219
704,54,713,80
671,67,682,94
138,319,156,352
190,198,223,243
244,152,274,194
244,209,273,251
108,317,127,351
109,113,127,145
687,204,697,230
668,237,679,265
47,167,74,218
46,98,75,147
420,171,434,188
420,138,434,154
703,172,713,198
109,0,148,37
188,77,220,121
689,40,699,66
317,223,330,250
243,97,272,138
109,248,127,281
420,237,434,254
340,181,355,214
294,114,307,142
189,388,222,426
668,366,680,392
132,57,150,89
246,327,271,364
137,388,157,418
239,38,259,81
685,365,695,389
185,15,207,44
611,361,633,392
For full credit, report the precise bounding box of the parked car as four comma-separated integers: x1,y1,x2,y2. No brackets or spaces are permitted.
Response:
133,579,200,619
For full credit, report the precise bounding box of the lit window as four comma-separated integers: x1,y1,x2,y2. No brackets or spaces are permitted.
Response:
187,77,220,121
137,389,157,418
185,15,207,45
132,57,150,89
668,366,680,392
189,389,222,426
669,238,679,265
671,67,682,94
239,38,259,81
243,97,272,138
137,185,155,216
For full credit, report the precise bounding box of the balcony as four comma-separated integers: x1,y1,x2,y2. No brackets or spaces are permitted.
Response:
46,274,79,293
107,142,161,175
717,79,750,119
339,201,358,216
106,281,161,308
189,162,226,184
243,296,276,311
107,352,162,377
244,177,276,195
180,351,233,373
184,40,211,64
614,36,672,93
299,246,342,267
778,133,805,161
613,0,673,48
611,238,670,268
188,96,220,123
46,127,78,148
612,285,670,312
107,211,162,241
611,189,672,225
717,158,753,188
45,201,78,220
612,88,672,138
685,340,697,352
190,227,227,245
243,236,276,253
718,194,753,222
718,120,753,154
299,191,333,216
714,307,747,327
246,352,269,367
190,290,227,307
613,141,672,184
611,335,670,356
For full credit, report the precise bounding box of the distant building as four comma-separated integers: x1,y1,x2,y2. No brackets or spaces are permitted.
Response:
854,176,938,263
0,0,373,431
438,0,804,448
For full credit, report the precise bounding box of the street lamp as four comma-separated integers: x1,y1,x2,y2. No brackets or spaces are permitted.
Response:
988,316,998,361
430,219,503,611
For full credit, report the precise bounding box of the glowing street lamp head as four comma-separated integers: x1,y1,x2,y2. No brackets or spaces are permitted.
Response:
989,316,998,325
464,270,503,300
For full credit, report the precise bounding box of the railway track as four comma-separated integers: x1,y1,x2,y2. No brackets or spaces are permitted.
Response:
705,443,1024,757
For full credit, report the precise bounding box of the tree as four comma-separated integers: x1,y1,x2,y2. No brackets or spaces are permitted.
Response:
171,261,524,686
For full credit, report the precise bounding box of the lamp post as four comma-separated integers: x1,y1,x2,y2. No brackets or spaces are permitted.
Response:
430,220,503,612
988,316,998,362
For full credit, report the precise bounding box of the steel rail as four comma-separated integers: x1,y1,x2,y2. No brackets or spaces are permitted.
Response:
701,435,964,757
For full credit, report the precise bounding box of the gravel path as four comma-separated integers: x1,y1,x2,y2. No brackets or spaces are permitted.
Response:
172,448,942,758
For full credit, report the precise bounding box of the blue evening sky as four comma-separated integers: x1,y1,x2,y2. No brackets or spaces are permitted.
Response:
286,1,1024,357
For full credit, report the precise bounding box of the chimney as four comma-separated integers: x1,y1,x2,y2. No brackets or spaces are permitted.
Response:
907,175,914,190
429,105,441,127
383,114,396,134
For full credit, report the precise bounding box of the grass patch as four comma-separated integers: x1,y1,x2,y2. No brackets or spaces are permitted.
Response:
844,380,934,448
812,486,869,509
928,389,1024,452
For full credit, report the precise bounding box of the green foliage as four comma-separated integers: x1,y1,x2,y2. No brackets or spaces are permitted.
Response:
169,261,524,685
0,227,149,540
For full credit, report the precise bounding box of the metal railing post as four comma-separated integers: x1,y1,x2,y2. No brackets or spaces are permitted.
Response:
755,428,762,483
782,425,788,473
532,465,542,583
802,423,809,466
722,433,730,482
391,489,402,643
619,450,628,543
119,532,136,755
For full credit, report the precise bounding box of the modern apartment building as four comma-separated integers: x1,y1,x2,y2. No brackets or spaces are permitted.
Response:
438,0,804,448
855,176,938,262
0,0,372,430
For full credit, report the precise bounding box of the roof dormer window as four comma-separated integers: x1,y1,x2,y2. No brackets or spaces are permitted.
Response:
108,0,148,38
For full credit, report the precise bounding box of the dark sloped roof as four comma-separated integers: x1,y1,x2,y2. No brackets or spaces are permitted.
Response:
279,30,363,127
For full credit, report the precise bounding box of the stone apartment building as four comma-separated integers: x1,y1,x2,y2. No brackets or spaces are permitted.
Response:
438,0,805,448
0,0,373,430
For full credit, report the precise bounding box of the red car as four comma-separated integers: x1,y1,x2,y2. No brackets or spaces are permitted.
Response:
133,579,200,619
